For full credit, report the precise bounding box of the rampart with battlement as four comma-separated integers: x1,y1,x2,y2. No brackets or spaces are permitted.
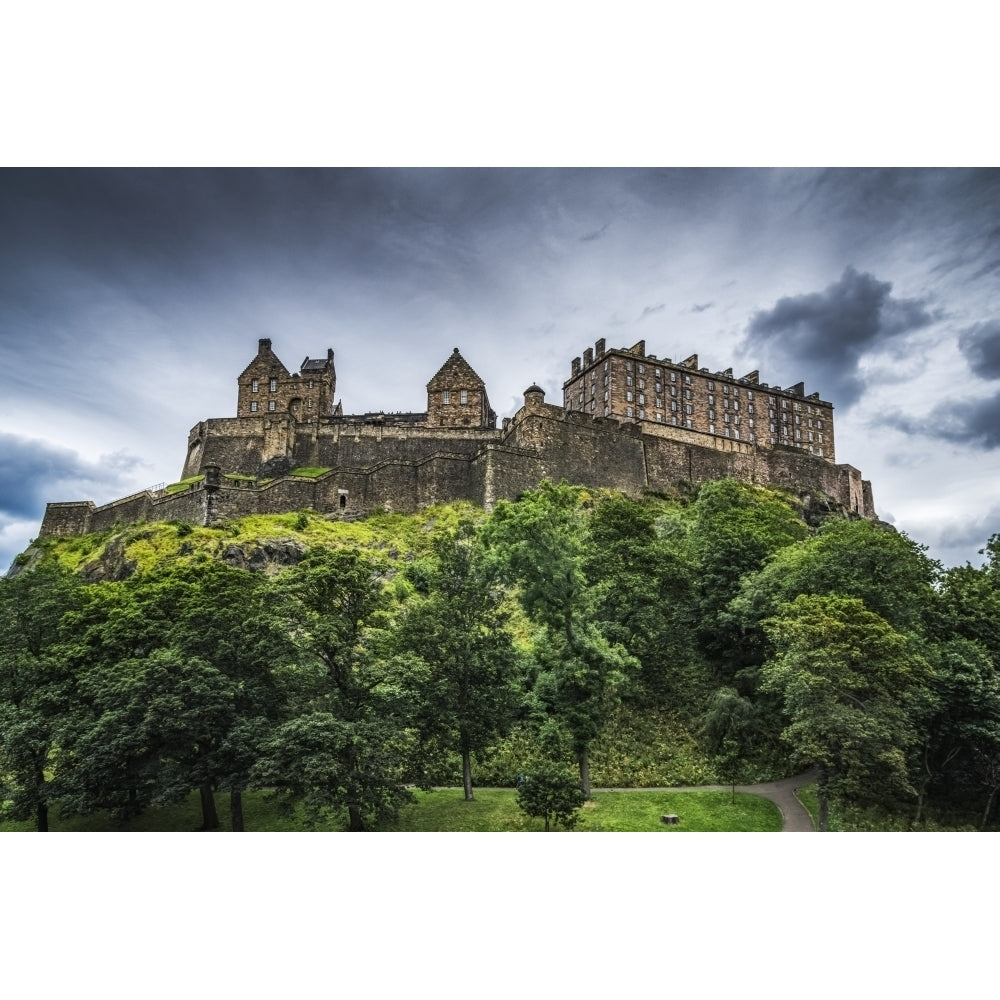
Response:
39,340,876,539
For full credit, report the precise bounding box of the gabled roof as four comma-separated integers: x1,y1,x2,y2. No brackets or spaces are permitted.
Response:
239,339,290,380
426,348,486,390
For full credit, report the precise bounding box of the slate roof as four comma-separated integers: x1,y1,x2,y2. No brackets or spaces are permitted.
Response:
426,348,486,389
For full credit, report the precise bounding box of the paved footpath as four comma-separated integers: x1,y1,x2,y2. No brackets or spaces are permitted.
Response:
598,768,819,832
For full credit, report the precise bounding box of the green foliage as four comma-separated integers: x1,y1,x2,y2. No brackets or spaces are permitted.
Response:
288,467,333,478
515,762,586,831
761,594,931,828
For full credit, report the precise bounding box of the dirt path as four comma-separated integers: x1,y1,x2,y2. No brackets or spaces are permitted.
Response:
598,769,819,831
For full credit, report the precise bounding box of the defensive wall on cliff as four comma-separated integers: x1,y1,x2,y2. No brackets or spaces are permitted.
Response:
40,385,876,539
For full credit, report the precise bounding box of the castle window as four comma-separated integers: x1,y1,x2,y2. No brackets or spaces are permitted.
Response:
604,375,609,387
307,398,313,409
685,419,692,428
656,397,663,408
250,401,258,412
671,401,678,412
748,403,755,415
684,375,691,384
655,413,663,422
709,409,716,420
654,368,661,378
685,405,692,415
461,390,468,404
604,405,610,416
708,394,714,405
748,391,754,400
639,394,645,405
724,413,730,424
626,391,633,402
604,360,609,371
723,385,729,395
626,376,633,387
308,380,313,389
638,364,645,374
443,391,450,404
707,381,715,391
269,378,278,392
626,407,633,417
638,409,645,419
626,362,633,371
733,429,740,440
638,379,645,390
251,379,259,393
670,372,676,382
579,391,584,403
671,415,678,425
709,423,715,434
670,386,677,398
604,390,609,402
684,389,691,400
268,400,276,411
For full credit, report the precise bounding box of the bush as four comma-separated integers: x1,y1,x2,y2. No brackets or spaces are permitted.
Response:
516,763,586,831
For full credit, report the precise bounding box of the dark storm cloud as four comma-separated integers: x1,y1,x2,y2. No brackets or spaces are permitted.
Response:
0,432,142,520
958,321,1000,380
740,267,937,406
883,391,1000,450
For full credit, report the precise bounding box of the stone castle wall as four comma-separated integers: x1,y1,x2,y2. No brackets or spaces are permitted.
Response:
42,389,877,540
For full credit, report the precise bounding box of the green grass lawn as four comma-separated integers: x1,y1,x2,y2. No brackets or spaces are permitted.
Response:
2,787,783,832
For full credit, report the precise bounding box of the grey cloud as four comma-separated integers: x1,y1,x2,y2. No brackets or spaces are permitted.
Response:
691,302,713,313
958,321,1000,380
883,390,1000,450
581,224,609,242
640,304,665,320
741,267,936,407
0,433,143,521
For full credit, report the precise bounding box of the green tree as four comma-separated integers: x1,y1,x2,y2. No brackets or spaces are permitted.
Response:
58,647,237,826
515,762,586,831
483,482,638,797
583,493,701,706
701,686,757,797
687,479,808,669
909,638,1000,826
393,521,523,800
725,517,939,679
57,561,290,829
761,594,931,830
257,548,414,830
0,565,82,832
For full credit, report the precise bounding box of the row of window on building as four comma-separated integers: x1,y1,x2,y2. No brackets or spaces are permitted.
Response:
250,378,316,392
441,390,470,404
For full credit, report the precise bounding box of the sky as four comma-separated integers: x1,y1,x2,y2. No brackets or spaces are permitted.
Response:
2,167,999,572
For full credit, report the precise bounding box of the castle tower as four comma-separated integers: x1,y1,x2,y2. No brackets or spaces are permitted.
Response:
425,348,496,428
236,338,336,423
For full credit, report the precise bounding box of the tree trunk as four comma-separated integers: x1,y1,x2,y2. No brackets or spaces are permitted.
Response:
37,801,48,833
199,782,220,830
230,789,245,832
347,803,366,831
578,748,591,800
462,749,474,801
818,769,829,832
981,785,998,831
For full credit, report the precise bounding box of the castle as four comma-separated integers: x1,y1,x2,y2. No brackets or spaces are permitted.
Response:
39,337,875,538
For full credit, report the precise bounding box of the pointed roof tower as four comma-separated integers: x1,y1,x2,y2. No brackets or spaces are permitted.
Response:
425,347,495,428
